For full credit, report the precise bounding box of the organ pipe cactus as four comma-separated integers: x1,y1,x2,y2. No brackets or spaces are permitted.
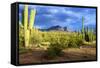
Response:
89,29,93,41
82,16,84,40
23,5,36,48
84,27,89,42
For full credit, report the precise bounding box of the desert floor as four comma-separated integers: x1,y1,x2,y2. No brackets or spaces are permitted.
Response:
19,48,96,64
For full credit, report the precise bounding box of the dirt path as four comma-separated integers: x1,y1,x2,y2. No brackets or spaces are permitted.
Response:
19,48,96,64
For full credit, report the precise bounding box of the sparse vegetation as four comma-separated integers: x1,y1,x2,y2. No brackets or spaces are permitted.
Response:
19,5,96,64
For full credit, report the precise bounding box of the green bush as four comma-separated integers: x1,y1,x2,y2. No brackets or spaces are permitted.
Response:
30,29,43,45
41,32,51,42
19,27,24,47
46,32,69,58
68,34,83,48
46,43,63,58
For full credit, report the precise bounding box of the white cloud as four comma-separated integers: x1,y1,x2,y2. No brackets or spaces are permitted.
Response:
34,25,42,29
64,18,73,25
63,10,82,19
48,8,59,14
65,18,72,22
83,14,96,26
43,14,54,18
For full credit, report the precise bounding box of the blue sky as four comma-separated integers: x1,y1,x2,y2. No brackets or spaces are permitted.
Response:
19,4,96,31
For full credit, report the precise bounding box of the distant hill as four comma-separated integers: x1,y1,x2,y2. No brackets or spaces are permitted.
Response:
39,25,68,31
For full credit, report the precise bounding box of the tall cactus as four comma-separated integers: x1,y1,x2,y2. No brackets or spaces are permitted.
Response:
29,9,36,34
89,28,93,41
82,16,84,40
22,5,36,48
23,5,29,48
84,27,89,42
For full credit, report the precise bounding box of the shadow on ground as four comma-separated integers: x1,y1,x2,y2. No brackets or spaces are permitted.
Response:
19,48,96,64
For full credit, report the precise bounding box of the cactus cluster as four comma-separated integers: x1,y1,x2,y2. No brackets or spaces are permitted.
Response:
82,16,85,40
85,27,94,42
81,16,95,42
22,5,36,48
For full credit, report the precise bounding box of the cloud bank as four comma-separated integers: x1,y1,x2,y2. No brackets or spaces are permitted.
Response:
19,4,96,31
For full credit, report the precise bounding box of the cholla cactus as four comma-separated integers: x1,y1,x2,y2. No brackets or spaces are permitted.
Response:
22,5,36,48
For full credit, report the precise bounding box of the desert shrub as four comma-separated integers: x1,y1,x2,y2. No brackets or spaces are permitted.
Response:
46,32,69,58
77,34,83,45
30,29,43,46
47,31,69,45
46,43,62,58
41,32,51,42
68,34,83,48
19,27,24,47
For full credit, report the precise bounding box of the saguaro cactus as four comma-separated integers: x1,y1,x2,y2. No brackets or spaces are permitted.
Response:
29,9,36,34
23,5,29,48
22,5,36,48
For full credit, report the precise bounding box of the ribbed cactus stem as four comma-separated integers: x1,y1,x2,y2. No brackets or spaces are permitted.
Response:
29,9,36,30
82,16,84,40
90,29,93,41
24,5,28,30
22,5,36,48
24,5,29,48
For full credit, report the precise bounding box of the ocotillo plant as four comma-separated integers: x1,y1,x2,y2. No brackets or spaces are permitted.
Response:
22,5,36,48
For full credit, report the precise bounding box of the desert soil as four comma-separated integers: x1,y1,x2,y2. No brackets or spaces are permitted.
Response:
19,48,96,64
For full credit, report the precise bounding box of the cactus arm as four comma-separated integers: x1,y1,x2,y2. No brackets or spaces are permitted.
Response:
24,5,28,30
29,9,36,30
